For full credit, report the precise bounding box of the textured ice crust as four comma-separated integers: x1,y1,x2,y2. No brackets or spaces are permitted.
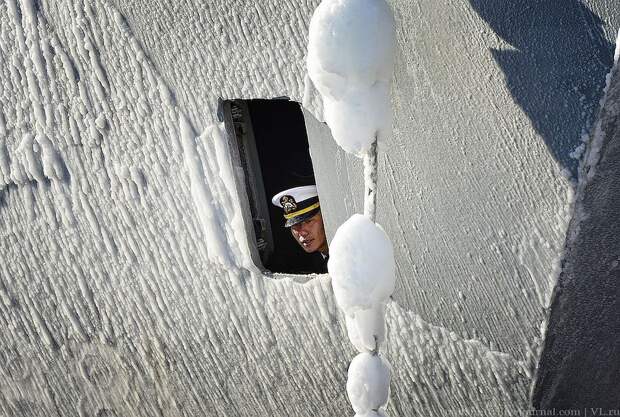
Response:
307,0,396,156
347,353,391,414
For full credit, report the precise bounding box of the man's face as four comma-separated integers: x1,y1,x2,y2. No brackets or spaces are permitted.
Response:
290,211,328,254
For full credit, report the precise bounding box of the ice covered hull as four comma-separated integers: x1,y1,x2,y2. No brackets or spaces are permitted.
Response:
0,0,618,416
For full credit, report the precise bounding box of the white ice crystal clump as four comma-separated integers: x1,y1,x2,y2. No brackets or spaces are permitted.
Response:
307,0,396,156
328,214,395,351
344,304,387,353
347,353,391,414
328,214,395,311
355,412,388,417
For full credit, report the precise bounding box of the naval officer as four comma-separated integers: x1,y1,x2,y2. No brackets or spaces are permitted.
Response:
272,185,329,273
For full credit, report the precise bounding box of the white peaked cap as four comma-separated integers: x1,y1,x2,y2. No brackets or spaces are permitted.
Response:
271,185,318,208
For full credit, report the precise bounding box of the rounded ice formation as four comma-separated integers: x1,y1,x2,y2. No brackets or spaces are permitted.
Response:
345,305,386,353
307,0,396,156
355,411,388,417
327,214,396,313
347,352,391,414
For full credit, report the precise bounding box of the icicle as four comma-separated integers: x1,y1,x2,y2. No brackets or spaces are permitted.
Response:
363,139,378,223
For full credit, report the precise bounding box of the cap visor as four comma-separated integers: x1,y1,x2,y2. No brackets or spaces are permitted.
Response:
284,208,320,227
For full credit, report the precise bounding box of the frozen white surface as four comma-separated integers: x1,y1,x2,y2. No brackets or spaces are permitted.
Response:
355,412,387,417
346,352,391,414
307,0,395,156
0,0,618,416
344,304,387,353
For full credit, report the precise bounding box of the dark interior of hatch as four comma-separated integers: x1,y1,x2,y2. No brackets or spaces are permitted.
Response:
219,98,326,275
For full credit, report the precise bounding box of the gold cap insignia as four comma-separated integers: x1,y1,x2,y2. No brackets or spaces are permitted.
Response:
280,195,297,214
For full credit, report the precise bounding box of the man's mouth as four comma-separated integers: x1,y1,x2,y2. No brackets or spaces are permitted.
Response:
301,239,313,247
